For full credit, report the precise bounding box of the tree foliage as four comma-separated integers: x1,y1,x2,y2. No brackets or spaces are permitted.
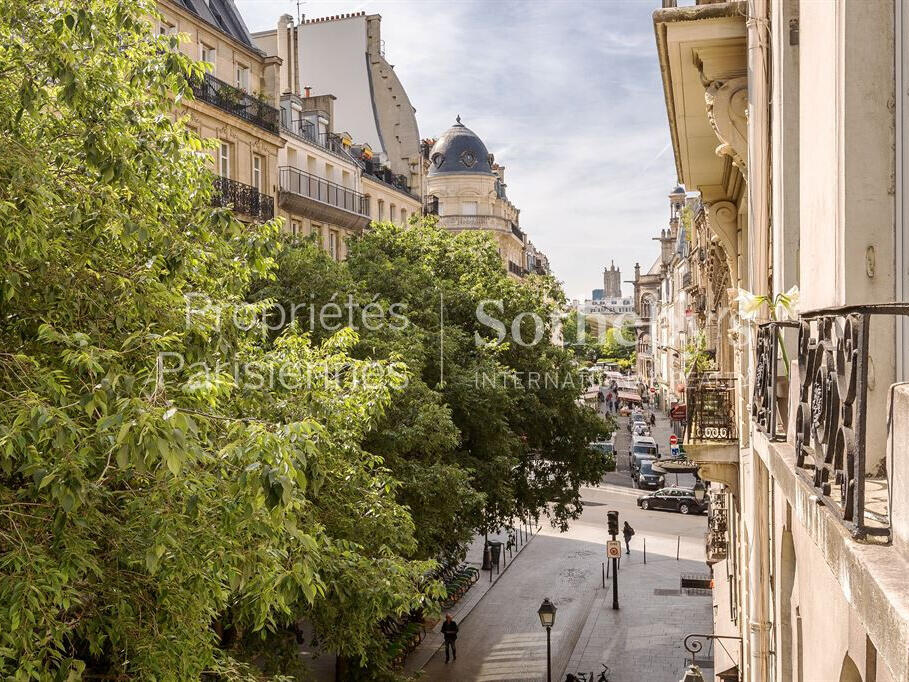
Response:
0,1,432,678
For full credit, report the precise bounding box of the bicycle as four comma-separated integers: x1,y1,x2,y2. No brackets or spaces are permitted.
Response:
565,664,610,682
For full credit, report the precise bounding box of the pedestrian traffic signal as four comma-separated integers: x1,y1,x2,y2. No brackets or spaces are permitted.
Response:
607,510,619,536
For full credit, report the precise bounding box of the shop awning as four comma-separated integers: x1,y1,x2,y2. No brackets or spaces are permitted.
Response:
618,391,642,403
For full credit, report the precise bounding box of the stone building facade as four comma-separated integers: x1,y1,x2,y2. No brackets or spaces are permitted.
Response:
157,0,284,226
648,1,909,680
424,118,534,279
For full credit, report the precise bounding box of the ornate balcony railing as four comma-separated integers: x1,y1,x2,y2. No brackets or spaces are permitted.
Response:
212,176,274,222
278,166,368,217
686,373,737,442
508,260,527,277
424,196,439,215
753,320,799,441
191,73,280,134
706,492,728,564
792,304,909,542
280,119,354,162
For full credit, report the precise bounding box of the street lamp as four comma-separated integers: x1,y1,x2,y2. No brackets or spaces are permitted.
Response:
693,480,706,503
537,598,557,682
680,664,706,682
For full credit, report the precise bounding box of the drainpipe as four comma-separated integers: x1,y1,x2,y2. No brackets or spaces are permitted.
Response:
746,0,772,679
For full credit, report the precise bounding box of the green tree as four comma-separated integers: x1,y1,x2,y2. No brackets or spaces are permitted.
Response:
0,2,432,678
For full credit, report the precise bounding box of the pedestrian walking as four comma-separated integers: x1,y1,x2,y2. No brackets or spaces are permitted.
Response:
623,521,635,555
441,613,458,663
649,412,656,427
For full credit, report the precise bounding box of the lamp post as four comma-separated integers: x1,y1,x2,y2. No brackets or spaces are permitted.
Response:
537,598,557,682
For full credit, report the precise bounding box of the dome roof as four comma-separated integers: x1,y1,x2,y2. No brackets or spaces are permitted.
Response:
427,116,494,177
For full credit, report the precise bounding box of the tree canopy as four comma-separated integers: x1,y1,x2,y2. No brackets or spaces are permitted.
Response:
0,1,609,678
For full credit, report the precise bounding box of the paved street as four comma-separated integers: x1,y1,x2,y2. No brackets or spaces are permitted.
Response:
420,412,712,682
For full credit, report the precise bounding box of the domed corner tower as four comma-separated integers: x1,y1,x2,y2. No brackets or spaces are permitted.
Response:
426,117,526,277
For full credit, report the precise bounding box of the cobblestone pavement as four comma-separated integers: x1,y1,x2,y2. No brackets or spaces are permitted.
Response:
419,412,712,682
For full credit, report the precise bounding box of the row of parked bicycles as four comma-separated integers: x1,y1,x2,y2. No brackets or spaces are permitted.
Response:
382,559,480,667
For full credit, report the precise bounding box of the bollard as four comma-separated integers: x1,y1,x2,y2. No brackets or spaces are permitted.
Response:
677,535,680,561
644,537,647,564
602,562,606,588
606,558,611,579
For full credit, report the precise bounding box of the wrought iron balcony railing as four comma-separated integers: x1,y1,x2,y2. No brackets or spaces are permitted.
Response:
278,166,369,217
280,119,354,161
686,373,737,442
791,304,909,542
191,73,280,134
212,176,274,222
753,320,799,441
508,261,527,277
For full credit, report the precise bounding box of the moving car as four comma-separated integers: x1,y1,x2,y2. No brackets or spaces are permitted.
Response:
633,459,665,490
627,412,647,432
628,437,659,467
636,487,707,515
630,451,657,479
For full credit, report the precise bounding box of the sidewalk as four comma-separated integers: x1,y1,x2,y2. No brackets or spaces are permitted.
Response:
403,522,539,674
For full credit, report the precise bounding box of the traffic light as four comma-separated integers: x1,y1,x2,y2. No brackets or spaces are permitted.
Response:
607,510,619,536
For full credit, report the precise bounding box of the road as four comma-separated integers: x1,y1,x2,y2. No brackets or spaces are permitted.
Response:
421,411,711,682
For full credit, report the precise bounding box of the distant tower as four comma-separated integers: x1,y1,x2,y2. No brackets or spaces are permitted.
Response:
603,261,622,298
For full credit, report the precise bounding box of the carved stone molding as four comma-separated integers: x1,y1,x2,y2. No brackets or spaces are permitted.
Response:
704,76,748,172
706,200,739,284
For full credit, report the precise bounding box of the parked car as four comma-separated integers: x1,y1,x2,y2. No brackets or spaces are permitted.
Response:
628,437,659,466
636,487,707,515
627,412,647,432
633,459,665,490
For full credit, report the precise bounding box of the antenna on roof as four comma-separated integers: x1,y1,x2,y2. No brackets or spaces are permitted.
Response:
296,0,304,24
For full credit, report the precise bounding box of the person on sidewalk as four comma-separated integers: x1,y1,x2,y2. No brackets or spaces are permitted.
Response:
649,412,656,427
441,613,458,663
623,521,635,555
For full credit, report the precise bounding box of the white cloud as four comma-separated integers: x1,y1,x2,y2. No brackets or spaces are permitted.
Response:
236,0,677,299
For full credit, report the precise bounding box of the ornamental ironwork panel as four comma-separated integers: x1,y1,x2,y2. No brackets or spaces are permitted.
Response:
190,74,280,134
686,374,737,442
793,303,909,542
212,177,274,222
752,320,798,441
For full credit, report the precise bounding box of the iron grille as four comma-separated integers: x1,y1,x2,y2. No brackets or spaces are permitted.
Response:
190,73,279,134
212,176,274,222
686,373,737,442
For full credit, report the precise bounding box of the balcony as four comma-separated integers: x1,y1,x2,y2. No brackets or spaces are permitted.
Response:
508,261,526,277
424,196,439,215
211,177,274,222
756,305,909,543
278,166,370,231
361,160,418,200
437,214,513,233
705,492,728,565
281,118,354,162
190,73,280,134
511,223,525,242
684,373,739,490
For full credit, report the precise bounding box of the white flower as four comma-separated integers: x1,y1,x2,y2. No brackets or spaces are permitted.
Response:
774,285,800,321
735,289,765,321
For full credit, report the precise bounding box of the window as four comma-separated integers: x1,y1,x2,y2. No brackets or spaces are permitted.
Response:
290,220,301,238
200,43,215,65
328,230,338,260
461,201,478,215
159,20,176,36
401,208,407,224
252,154,263,192
389,204,396,222
364,195,372,217
378,199,385,221
219,141,230,178
235,63,249,91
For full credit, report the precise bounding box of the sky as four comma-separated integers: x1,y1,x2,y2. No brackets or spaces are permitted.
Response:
236,0,679,301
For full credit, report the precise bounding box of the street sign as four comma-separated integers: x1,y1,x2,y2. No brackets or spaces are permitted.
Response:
606,541,622,558
669,434,678,445
670,445,681,458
